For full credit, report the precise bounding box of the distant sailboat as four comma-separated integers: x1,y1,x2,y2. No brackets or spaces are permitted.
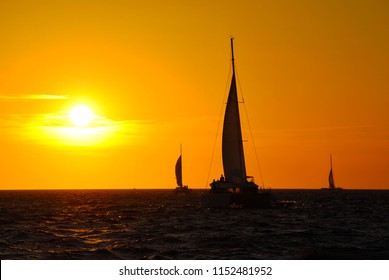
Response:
175,145,190,192
201,38,273,208
322,154,343,190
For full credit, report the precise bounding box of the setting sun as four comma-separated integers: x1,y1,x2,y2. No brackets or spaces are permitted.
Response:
69,105,95,127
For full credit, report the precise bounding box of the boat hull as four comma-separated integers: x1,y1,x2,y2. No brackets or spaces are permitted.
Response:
175,186,191,193
201,191,273,208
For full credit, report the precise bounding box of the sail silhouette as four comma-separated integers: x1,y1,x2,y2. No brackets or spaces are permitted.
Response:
322,154,343,190
174,145,190,192
175,155,182,188
328,155,335,189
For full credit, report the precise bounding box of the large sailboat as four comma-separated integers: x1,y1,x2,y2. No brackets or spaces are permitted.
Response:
201,38,273,208
175,146,190,192
322,154,343,190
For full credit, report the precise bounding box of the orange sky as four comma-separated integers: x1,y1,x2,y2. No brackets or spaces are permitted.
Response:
1,0,388,189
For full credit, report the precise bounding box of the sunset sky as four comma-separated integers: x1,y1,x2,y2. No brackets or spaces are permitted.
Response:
1,0,388,189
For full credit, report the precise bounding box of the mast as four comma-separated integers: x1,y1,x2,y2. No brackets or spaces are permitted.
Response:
180,144,183,187
231,37,235,74
222,38,247,184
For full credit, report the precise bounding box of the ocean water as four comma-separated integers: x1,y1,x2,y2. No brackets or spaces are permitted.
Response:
1,189,388,260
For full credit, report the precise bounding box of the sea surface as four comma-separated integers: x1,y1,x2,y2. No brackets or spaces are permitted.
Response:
1,189,389,260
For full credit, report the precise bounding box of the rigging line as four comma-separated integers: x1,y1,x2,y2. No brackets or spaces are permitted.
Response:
180,143,183,187
205,62,232,189
235,67,266,188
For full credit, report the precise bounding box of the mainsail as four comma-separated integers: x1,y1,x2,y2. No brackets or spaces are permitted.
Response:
222,38,247,184
175,155,183,187
328,154,335,188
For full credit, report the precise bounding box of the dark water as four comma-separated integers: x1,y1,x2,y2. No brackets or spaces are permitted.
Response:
1,189,389,260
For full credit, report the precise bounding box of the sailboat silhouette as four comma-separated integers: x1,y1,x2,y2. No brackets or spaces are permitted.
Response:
322,154,343,190
175,145,190,192
201,38,273,208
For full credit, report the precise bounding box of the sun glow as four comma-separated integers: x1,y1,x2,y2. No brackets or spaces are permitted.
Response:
36,103,134,146
69,105,95,127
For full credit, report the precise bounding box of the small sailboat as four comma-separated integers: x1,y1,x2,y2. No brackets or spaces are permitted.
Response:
201,38,273,208
175,146,190,192
322,154,343,190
